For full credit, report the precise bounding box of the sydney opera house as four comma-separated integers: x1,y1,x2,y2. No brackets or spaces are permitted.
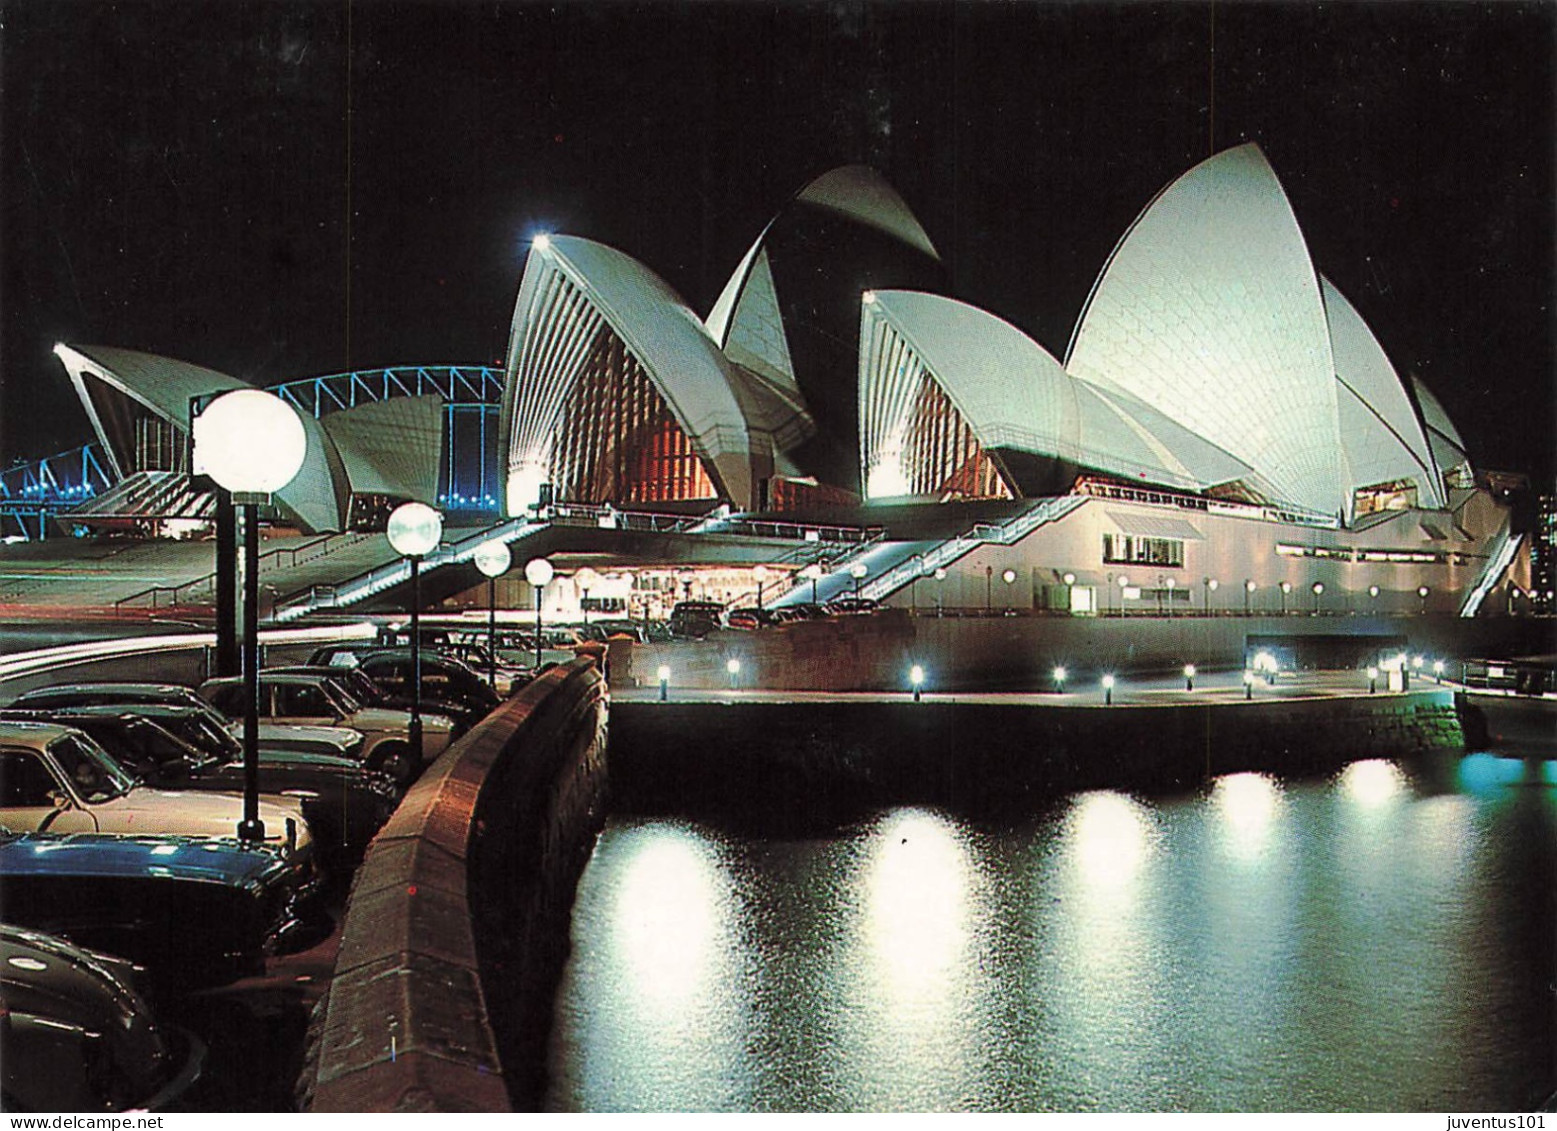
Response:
30,144,1529,619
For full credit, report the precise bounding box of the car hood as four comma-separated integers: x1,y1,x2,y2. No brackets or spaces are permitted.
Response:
251,722,364,753
94,788,312,853
348,707,453,734
0,830,293,888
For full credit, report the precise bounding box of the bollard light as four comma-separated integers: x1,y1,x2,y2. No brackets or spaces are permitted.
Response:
657,663,670,702
388,501,445,774
910,664,925,702
726,657,741,689
1102,673,1115,705
1418,585,1430,614
1244,578,1256,615
1243,670,1255,700
1184,663,1196,692
1052,665,1067,692
193,389,307,843
1367,665,1379,694
1432,659,1444,683
850,561,868,599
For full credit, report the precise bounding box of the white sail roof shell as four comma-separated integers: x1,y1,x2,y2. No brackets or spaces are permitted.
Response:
1321,278,1445,508
500,235,767,511
860,291,1252,495
1065,143,1342,518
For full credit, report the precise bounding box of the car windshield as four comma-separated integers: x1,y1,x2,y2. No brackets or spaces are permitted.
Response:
320,679,362,715
160,714,240,763
48,733,135,803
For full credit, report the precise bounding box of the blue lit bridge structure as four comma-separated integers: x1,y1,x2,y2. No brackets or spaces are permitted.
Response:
0,443,114,540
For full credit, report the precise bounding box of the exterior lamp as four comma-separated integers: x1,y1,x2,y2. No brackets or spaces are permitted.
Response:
726,657,741,690
1243,669,1255,700
804,562,824,604
1102,673,1116,705
1063,572,1076,586
575,566,600,626
1368,666,1379,694
524,557,555,668
754,564,770,609
1164,576,1175,616
1184,663,1196,692
1206,577,1218,614
472,539,512,690
1369,585,1380,600
1412,655,1424,672
192,389,307,843
1052,665,1067,692
850,561,868,598
1417,585,1430,614
657,664,670,702
1279,581,1292,615
933,567,947,615
1432,659,1445,683
1312,581,1325,614
387,501,445,770
910,664,925,702
1244,578,1256,615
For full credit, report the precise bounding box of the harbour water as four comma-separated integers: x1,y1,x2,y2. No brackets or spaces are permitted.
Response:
547,752,1555,1111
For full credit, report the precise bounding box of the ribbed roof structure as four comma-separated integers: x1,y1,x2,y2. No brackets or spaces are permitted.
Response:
1066,143,1343,518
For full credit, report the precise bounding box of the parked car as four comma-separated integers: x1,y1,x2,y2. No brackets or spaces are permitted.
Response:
198,671,454,782
0,924,204,1112
0,721,313,864
7,682,367,762
436,643,533,695
725,607,781,631
301,648,500,728
825,595,880,615
668,600,726,639
0,826,320,986
0,705,398,872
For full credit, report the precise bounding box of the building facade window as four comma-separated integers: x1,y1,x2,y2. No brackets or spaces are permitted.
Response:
1102,533,1184,567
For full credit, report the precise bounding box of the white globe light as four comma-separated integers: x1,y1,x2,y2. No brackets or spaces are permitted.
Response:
575,566,601,591
1063,572,1076,586
525,557,555,586
1002,568,1017,584
386,502,443,558
850,563,868,579
473,539,512,579
753,565,770,581
193,390,307,494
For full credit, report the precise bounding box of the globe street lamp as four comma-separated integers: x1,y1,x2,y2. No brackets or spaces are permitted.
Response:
934,567,947,615
1002,568,1017,611
1052,665,1067,693
753,564,770,610
524,557,555,668
726,657,741,690
1367,665,1379,694
1312,581,1325,614
575,566,600,626
1163,576,1175,616
1418,585,1430,614
472,539,512,690
850,561,868,599
1184,663,1196,692
657,663,670,702
910,664,925,702
804,562,823,604
1244,578,1256,615
192,390,307,843
1205,577,1218,615
1102,673,1116,706
387,501,445,770
1280,581,1292,615
1243,669,1255,700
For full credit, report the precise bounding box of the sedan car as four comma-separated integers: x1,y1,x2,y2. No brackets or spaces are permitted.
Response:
0,721,313,864
0,705,398,873
302,647,501,728
7,682,366,762
198,672,453,782
0,925,204,1112
0,826,319,986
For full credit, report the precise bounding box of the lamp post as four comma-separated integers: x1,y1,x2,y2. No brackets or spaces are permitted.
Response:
1052,666,1067,693
1205,577,1218,615
726,657,741,690
1280,581,1292,615
387,502,445,771
1367,666,1378,694
1119,574,1131,617
934,567,947,615
910,664,925,702
657,664,670,702
1002,568,1017,611
1163,576,1174,616
804,562,823,604
575,566,600,626
472,539,512,691
1243,670,1255,700
1312,581,1325,614
1184,663,1196,692
1244,578,1255,615
1432,659,1445,683
192,390,306,843
850,561,868,600
754,564,770,610
985,564,994,611
524,557,555,668
1418,585,1430,615
1102,673,1115,706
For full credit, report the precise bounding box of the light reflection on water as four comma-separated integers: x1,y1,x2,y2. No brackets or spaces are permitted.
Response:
546,757,1556,1112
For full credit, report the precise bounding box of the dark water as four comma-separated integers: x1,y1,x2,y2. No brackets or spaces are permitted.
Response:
548,754,1556,1112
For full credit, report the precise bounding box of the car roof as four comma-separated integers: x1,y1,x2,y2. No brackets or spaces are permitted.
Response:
0,719,79,746
13,682,194,701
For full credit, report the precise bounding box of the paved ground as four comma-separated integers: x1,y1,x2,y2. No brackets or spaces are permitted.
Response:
614,667,1454,706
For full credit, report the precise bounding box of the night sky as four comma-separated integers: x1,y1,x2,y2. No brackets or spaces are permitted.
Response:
3,1,1552,483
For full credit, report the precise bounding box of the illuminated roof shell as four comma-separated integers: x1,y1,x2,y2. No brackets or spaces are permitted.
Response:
1066,143,1342,518
859,291,1253,498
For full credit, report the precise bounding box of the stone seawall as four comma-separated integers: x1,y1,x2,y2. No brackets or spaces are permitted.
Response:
305,658,607,1112
611,691,1462,818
